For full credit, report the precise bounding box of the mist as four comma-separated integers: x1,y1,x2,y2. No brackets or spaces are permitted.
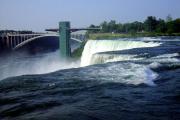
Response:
0,50,80,80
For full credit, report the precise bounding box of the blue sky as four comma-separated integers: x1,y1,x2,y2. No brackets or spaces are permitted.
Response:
0,0,180,32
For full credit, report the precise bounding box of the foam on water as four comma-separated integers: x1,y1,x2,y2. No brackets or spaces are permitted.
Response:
141,37,162,41
90,53,143,65
83,63,158,86
148,62,162,69
152,53,179,59
147,53,180,63
81,40,161,66
140,37,180,42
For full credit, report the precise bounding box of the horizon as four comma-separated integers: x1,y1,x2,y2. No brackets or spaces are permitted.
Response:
0,0,180,32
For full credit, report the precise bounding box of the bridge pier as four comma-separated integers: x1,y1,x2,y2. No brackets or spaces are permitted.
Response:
10,36,13,48
6,36,9,48
12,36,16,48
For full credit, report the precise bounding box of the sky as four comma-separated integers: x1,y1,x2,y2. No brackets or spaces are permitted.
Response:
0,0,180,32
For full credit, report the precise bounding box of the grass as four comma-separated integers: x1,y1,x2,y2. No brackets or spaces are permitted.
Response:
88,32,180,40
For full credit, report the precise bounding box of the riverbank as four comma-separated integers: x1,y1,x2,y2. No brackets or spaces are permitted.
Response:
88,33,180,40
72,41,86,59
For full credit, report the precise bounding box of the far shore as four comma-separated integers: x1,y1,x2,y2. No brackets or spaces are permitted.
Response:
88,33,180,40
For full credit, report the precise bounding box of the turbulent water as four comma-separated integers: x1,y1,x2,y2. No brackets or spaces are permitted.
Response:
0,37,180,120
80,40,161,66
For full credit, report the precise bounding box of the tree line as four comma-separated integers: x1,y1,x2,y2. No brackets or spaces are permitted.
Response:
88,15,180,34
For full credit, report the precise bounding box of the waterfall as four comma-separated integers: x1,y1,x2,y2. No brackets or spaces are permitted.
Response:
80,40,161,67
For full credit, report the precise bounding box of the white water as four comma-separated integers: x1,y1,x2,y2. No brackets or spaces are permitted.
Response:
90,52,180,65
80,62,158,86
145,53,180,63
1,38,177,87
79,39,163,86
90,53,143,65
81,40,161,66
0,51,80,80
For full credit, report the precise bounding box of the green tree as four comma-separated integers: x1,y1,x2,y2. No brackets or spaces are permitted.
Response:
100,21,109,33
167,18,180,33
116,23,123,33
130,21,144,33
88,16,180,34
174,18,180,33
88,24,100,33
166,14,173,22
108,20,117,33
156,19,167,33
122,23,131,33
144,16,158,32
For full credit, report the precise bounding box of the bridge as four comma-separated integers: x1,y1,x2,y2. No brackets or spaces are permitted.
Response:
1,32,85,50
1,21,100,58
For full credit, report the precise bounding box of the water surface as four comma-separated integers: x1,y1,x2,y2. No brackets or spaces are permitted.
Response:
0,37,180,120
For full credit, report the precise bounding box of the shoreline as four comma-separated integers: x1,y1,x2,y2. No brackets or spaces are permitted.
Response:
88,33,180,40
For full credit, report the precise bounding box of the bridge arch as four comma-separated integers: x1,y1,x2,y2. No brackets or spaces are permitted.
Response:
13,35,82,50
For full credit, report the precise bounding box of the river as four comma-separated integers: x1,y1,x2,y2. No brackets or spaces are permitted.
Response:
0,37,180,120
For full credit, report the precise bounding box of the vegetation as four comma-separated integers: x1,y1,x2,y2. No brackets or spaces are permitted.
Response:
88,15,180,39
71,41,86,59
88,32,180,40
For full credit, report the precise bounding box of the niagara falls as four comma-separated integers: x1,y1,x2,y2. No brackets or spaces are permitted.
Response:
0,0,180,120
